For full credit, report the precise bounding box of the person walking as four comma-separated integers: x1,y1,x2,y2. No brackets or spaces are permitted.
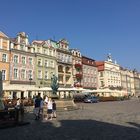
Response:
15,98,21,109
39,98,44,119
52,100,57,118
34,95,41,120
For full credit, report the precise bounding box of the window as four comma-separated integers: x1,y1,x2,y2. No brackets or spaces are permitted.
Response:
88,68,90,74
91,78,93,83
88,78,90,82
94,70,97,75
58,53,60,59
100,72,103,77
45,60,48,67
45,71,48,79
49,50,52,56
101,81,104,87
2,54,7,62
65,55,68,62
38,70,42,79
44,49,47,54
2,70,6,80
28,70,33,79
37,48,40,53
61,54,64,61
83,68,86,73
20,45,24,50
50,61,54,67
38,59,42,66
68,55,71,62
14,55,18,63
28,70,32,79
50,72,54,78
14,68,18,79
22,56,26,65
94,77,97,83
29,58,33,65
46,49,49,55
84,77,87,82
21,69,26,79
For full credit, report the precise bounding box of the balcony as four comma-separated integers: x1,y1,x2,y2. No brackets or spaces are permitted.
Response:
75,73,82,79
75,63,82,69
74,83,82,88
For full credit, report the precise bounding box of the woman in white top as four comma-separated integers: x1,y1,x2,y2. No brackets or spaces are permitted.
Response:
46,98,53,120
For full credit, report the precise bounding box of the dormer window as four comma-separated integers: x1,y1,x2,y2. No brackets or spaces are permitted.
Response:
20,45,24,50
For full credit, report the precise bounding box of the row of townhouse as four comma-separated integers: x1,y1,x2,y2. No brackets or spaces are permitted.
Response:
0,31,140,99
0,31,98,98
96,54,140,96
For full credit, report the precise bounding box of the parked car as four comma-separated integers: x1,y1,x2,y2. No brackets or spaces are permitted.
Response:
84,96,99,103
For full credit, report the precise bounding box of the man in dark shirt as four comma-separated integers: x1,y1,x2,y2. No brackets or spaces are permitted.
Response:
34,95,41,120
52,100,57,118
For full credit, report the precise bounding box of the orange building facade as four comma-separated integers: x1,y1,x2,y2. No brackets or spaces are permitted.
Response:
0,31,10,85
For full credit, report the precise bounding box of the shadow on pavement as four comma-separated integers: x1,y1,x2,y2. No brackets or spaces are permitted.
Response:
0,117,140,140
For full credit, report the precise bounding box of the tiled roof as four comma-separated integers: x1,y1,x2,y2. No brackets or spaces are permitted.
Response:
95,61,104,71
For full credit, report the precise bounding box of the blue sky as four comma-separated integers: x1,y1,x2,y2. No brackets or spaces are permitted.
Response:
0,0,140,71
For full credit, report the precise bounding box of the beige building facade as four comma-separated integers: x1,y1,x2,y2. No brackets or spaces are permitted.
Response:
96,60,121,89
71,49,82,87
56,39,73,88
120,67,135,96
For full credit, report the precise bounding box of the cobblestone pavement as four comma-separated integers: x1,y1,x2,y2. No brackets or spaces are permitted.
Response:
0,99,140,140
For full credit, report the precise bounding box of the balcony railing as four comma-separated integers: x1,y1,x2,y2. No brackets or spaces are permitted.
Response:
75,73,82,79
75,63,82,69
74,83,82,87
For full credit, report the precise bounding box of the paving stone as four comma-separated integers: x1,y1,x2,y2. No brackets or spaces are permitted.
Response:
0,99,140,140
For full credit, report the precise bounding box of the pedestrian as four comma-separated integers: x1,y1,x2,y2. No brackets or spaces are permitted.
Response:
34,95,41,120
15,98,21,122
44,96,48,104
15,98,21,109
46,98,53,120
39,98,44,119
52,100,57,118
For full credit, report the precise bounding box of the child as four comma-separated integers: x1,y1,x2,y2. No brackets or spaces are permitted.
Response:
52,100,57,118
